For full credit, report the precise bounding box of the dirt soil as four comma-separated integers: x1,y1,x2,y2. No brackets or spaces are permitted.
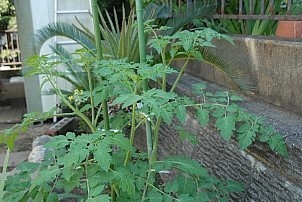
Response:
0,123,51,154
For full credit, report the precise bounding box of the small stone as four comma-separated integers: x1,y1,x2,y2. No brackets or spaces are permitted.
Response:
32,135,52,148
28,146,47,163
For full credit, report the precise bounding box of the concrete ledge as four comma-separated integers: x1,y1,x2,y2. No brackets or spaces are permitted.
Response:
178,36,302,114
135,73,302,201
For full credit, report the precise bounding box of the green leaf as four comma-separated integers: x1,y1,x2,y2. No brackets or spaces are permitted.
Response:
80,104,91,112
113,94,142,109
113,168,135,196
192,83,207,95
164,180,179,193
94,143,112,172
111,133,134,151
87,194,109,202
45,135,69,149
215,115,236,141
176,105,187,124
90,185,106,198
155,156,207,177
269,134,288,157
175,175,196,195
178,194,195,201
237,130,256,150
147,190,163,201
16,162,39,173
197,109,210,127
224,180,244,193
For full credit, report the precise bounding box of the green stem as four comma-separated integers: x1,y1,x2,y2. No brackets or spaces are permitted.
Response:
87,67,95,126
0,148,10,201
135,0,153,161
43,68,95,132
170,57,190,92
151,117,161,162
92,0,110,131
161,50,167,91
124,102,137,166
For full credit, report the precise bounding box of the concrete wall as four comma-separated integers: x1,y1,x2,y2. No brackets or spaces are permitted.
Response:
15,0,92,113
179,36,302,114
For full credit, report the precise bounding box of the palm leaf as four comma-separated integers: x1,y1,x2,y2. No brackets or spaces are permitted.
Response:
50,45,89,90
164,1,217,35
34,22,96,53
199,48,256,91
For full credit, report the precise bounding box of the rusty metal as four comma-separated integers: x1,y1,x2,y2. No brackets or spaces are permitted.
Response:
208,0,301,21
221,0,225,14
260,0,265,15
239,0,243,15
287,0,292,15
212,14,302,21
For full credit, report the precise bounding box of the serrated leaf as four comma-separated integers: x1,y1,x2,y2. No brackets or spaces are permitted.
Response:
156,156,207,177
45,135,69,149
237,130,256,150
147,190,163,201
224,180,244,193
269,134,287,157
113,168,135,196
174,176,196,196
164,180,179,193
215,115,236,141
176,105,187,124
192,83,207,95
161,109,173,124
90,185,105,197
87,194,111,202
16,162,39,173
230,94,243,101
30,166,60,192
94,143,112,172
197,109,210,127
178,194,195,201
111,133,134,151
113,94,142,109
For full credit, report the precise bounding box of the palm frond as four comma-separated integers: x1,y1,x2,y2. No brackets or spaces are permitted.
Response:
164,1,217,35
34,22,96,53
50,45,89,90
199,48,256,92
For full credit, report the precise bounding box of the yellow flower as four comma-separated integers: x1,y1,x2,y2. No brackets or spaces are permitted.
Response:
74,89,79,95
68,95,74,101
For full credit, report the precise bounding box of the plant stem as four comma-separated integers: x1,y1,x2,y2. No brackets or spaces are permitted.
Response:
170,57,190,92
87,67,95,126
161,50,167,91
0,148,10,201
42,68,95,132
151,117,162,162
135,0,153,161
92,0,110,131
124,102,137,166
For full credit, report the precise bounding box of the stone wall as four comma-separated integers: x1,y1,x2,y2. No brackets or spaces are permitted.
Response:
135,73,302,201
177,36,302,114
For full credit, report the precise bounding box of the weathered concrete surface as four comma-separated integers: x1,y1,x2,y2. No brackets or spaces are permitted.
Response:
135,73,302,201
177,36,302,114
